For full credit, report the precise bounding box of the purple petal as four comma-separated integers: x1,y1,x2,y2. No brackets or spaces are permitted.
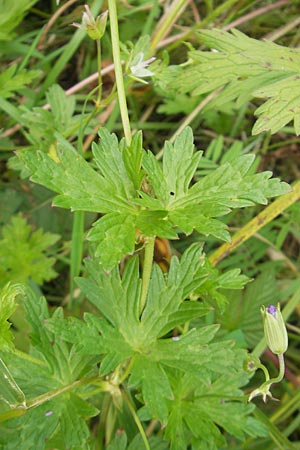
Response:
267,304,277,317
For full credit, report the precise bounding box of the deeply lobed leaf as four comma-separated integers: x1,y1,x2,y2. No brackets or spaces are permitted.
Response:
171,29,300,135
18,127,290,270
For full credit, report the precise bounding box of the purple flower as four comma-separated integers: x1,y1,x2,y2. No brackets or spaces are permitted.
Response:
267,304,277,317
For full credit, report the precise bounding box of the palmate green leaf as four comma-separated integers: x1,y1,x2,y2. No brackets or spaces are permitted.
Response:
122,132,144,191
0,215,60,287
46,313,134,376
55,245,250,425
22,286,96,382
76,256,141,333
253,75,300,135
162,127,202,200
142,128,201,207
174,28,300,135
0,286,99,448
46,85,76,133
76,243,246,345
19,126,290,270
164,365,266,450
58,394,98,450
0,402,60,450
141,128,290,242
169,207,230,241
92,128,138,199
130,356,174,423
0,393,97,450
0,65,40,98
87,209,176,275
18,130,145,270
49,246,210,348
20,85,85,153
18,134,134,214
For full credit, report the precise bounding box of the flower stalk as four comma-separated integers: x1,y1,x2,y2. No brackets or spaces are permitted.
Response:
248,303,288,402
108,0,132,145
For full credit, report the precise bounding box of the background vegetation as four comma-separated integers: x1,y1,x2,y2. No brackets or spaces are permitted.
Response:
1,0,300,449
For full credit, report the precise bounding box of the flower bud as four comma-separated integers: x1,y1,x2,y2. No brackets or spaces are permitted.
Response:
73,5,108,40
261,303,288,355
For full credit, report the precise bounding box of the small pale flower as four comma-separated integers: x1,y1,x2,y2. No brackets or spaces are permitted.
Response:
130,52,156,79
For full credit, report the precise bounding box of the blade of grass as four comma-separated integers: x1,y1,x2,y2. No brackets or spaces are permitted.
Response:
18,28,44,71
209,181,300,267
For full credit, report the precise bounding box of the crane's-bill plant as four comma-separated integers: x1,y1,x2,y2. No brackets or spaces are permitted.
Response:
0,2,296,450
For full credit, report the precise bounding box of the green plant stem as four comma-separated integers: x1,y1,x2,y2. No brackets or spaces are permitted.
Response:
69,210,85,309
150,0,187,52
119,357,135,384
96,38,102,105
257,362,270,382
26,375,102,409
270,353,285,384
139,237,155,316
260,354,285,393
122,388,150,450
107,0,132,145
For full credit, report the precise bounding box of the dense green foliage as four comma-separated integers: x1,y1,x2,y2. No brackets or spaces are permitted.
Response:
1,1,300,449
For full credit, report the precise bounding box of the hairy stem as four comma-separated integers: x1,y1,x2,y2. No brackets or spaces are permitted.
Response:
107,0,131,144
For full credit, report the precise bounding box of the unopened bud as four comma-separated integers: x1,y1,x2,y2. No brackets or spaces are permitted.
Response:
261,303,288,355
73,5,108,40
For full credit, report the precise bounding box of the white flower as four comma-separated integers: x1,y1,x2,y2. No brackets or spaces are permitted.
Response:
130,52,155,78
